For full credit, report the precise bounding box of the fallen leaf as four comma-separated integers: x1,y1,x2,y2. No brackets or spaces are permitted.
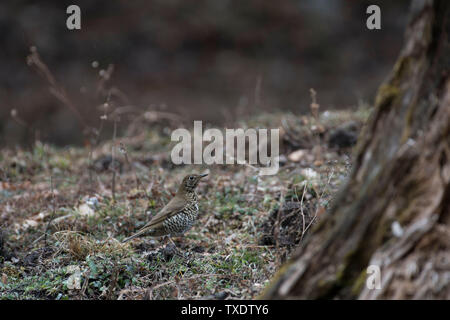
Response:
288,149,314,163
78,203,95,217
22,219,39,229
66,265,81,290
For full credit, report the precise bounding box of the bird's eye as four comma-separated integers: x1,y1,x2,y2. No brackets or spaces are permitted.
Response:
189,176,194,180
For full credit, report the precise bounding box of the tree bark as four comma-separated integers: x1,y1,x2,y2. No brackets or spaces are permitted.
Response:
262,0,449,299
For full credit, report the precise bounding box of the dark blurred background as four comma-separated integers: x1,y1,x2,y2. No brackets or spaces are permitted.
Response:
0,0,410,147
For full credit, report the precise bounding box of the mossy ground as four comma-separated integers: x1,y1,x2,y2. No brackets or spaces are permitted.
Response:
0,109,368,300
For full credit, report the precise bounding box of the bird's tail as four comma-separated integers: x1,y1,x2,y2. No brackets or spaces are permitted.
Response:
122,227,149,243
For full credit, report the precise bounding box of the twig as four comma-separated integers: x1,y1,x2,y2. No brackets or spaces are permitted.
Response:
106,264,121,300
303,167,335,236
111,119,118,202
26,47,88,130
79,270,90,299
44,175,57,246
299,181,308,242
10,109,28,128
273,189,285,265
309,88,320,120
119,142,151,200
88,100,109,191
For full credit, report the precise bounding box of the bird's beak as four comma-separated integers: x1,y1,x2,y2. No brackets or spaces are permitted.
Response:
199,173,208,178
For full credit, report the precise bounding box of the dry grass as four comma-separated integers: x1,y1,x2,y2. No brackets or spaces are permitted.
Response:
0,50,369,299
0,105,367,300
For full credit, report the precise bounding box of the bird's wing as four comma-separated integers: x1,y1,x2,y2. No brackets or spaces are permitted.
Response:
139,196,185,230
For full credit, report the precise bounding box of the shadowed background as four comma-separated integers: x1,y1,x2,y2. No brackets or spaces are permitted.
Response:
0,0,409,146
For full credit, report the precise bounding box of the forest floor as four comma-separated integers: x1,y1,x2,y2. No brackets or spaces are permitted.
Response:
0,107,369,299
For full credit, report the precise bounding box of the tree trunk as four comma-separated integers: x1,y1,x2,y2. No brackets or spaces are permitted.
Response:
262,0,450,299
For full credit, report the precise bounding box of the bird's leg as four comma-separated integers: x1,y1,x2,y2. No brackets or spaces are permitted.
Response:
167,236,177,248
160,235,170,247
168,237,184,257
160,236,183,260
168,236,192,263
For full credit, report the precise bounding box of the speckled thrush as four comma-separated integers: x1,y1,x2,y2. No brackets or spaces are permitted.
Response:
122,173,208,243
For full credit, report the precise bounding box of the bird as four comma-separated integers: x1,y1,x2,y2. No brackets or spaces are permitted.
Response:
122,173,208,243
